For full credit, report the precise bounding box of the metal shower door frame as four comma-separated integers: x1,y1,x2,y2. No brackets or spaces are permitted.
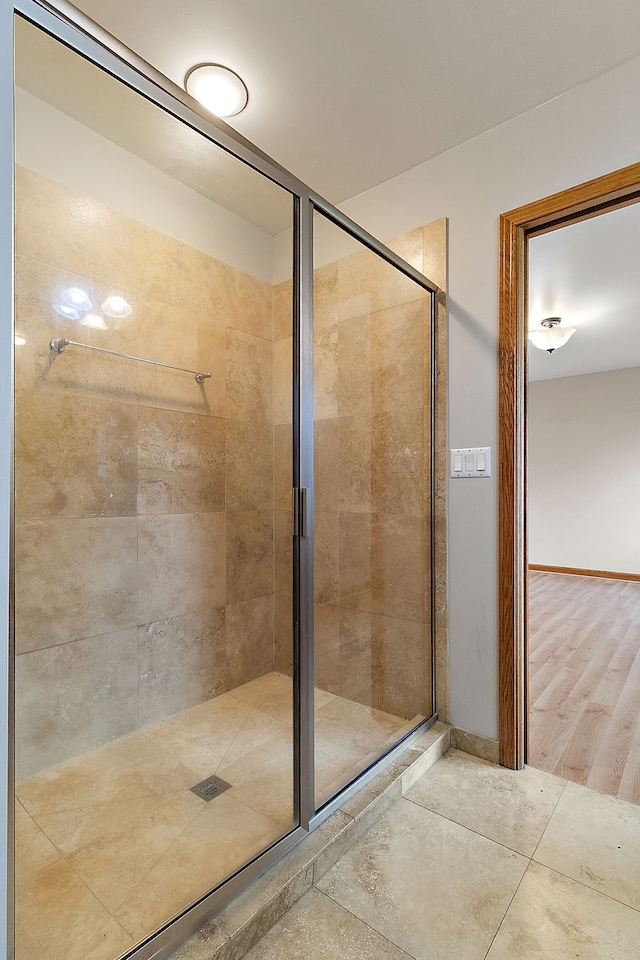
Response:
5,2,441,957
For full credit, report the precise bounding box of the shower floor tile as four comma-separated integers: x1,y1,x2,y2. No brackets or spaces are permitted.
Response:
15,673,415,960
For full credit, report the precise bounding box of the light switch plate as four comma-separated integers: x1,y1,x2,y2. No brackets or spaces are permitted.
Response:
450,446,492,478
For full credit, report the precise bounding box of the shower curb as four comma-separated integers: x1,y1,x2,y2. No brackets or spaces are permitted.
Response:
169,721,452,960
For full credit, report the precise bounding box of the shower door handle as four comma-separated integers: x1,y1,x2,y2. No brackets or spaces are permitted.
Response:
293,488,308,537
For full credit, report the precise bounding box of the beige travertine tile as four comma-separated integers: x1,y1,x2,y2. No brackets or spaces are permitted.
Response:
15,813,62,882
243,887,414,960
17,731,194,821
371,408,424,517
226,328,272,424
376,614,430,719
218,732,295,824
252,672,294,724
112,792,280,941
273,425,293,511
15,392,138,521
226,596,274,688
15,857,114,960
338,512,371,604
314,695,406,774
221,707,290,767
486,861,640,960
230,673,271,707
273,279,293,341
137,607,226,724
15,167,139,291
314,322,338,420
274,508,293,600
534,780,640,910
226,510,273,603
69,917,134,960
215,262,273,341
136,299,206,417
337,608,373,707
337,316,371,417
225,419,273,511
385,227,424,272
422,218,447,290
137,407,225,515
371,299,426,413
138,512,225,622
197,315,227,419
314,511,339,605
15,629,138,779
313,260,339,326
314,419,338,514
15,516,137,653
406,750,565,857
26,757,197,861
142,692,252,778
274,593,294,676
314,603,340,694
337,414,372,513
67,791,204,912
317,798,528,960
273,337,293,425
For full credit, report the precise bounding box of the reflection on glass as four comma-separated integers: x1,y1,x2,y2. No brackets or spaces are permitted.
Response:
313,212,434,808
13,14,294,959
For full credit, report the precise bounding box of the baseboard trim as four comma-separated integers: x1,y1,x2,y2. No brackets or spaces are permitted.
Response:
451,727,499,764
529,564,640,583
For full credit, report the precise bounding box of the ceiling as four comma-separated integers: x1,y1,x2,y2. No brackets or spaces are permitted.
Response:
48,0,640,204
528,202,640,381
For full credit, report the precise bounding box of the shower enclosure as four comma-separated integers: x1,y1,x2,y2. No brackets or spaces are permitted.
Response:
7,3,442,959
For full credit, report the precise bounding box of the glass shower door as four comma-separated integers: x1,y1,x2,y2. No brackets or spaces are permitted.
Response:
311,211,434,808
13,14,296,960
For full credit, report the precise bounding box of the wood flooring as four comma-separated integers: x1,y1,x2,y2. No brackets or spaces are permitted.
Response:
528,570,640,805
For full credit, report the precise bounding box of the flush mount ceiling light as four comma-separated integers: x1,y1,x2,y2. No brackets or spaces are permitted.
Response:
528,317,576,354
184,63,249,118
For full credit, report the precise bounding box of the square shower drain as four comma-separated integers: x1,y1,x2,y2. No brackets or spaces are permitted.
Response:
189,774,232,802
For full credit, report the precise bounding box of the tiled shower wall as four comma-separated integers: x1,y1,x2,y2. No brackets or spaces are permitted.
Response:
14,166,282,779
274,226,442,722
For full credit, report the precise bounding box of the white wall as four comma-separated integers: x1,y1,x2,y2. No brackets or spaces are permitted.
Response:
15,88,276,283
528,368,640,575
331,53,640,740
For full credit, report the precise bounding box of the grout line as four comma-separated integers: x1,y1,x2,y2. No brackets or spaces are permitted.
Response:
481,859,530,960
530,778,568,861
527,859,640,916
312,888,416,959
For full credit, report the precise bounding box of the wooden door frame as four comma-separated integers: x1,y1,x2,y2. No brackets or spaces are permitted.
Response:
498,161,640,769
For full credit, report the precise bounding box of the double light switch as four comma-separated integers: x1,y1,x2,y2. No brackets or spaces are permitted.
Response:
450,446,492,478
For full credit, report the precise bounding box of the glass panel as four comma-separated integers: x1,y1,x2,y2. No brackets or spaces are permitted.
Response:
312,211,434,808
13,15,294,959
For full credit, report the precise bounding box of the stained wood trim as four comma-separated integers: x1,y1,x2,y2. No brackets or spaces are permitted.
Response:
498,160,640,771
530,564,640,583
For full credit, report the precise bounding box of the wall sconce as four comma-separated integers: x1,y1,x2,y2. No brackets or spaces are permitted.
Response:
528,317,576,354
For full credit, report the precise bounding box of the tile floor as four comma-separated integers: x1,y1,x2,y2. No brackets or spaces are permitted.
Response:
245,749,640,960
15,671,417,960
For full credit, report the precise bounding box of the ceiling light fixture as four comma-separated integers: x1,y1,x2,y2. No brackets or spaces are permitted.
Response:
528,317,576,354
184,63,249,118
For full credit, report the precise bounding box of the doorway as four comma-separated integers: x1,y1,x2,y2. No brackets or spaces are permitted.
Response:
497,161,640,773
